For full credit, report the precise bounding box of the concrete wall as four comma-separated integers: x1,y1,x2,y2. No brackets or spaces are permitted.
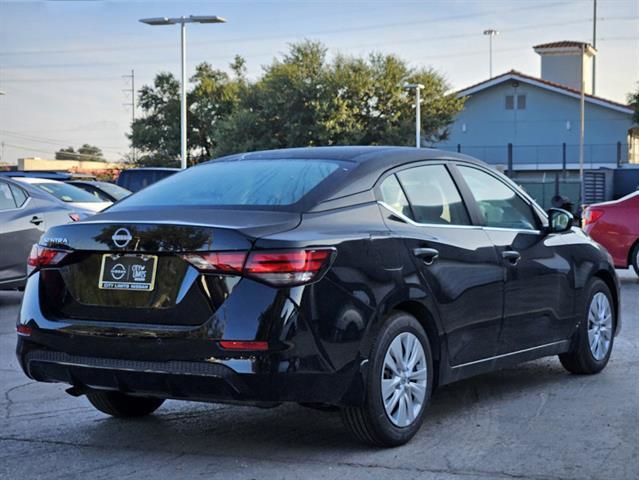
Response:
18,157,126,171
541,53,592,94
437,81,634,168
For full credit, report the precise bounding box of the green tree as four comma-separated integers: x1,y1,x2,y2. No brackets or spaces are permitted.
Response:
628,83,639,124
214,41,464,156
77,144,104,161
130,41,465,162
129,61,243,167
55,147,77,160
55,144,104,161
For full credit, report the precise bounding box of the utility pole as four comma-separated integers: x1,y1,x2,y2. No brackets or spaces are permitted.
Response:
403,83,424,148
123,69,136,162
592,0,597,94
579,44,586,212
483,29,499,78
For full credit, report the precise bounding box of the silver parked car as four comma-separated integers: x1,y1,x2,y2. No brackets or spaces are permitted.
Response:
0,177,93,289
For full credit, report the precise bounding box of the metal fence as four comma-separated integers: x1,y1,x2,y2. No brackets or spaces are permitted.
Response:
437,142,629,170
517,177,581,211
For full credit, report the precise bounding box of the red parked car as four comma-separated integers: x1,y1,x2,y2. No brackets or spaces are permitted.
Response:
583,191,639,276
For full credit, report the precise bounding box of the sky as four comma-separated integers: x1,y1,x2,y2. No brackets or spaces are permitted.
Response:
0,0,637,163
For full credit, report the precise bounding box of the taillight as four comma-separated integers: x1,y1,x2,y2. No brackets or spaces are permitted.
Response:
182,248,334,286
27,245,69,274
16,325,32,336
219,340,268,351
69,213,81,222
583,208,604,226
181,251,247,274
244,249,333,286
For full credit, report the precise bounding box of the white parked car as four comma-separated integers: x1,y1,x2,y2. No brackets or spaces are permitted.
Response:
14,177,111,213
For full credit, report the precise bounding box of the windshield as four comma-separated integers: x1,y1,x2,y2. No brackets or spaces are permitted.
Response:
110,159,349,211
35,182,103,203
95,182,131,200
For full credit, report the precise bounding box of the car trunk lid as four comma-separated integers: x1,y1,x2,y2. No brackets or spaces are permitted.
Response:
38,209,301,326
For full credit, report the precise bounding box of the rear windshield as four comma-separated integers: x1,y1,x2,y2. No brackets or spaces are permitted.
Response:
110,159,349,211
34,182,103,203
95,182,131,200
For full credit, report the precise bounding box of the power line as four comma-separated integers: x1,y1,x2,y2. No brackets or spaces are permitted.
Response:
1,142,124,160
0,2,572,57
2,17,636,73
0,131,123,152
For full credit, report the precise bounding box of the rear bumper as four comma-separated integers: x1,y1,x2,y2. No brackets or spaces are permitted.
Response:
16,271,369,406
18,345,360,405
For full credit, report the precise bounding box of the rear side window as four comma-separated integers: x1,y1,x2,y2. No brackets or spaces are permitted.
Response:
457,165,538,230
111,159,347,211
9,184,28,207
0,182,16,210
379,175,412,218
396,165,470,225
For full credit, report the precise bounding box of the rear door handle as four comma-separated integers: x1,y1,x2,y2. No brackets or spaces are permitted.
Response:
30,216,44,226
502,250,521,265
413,247,439,265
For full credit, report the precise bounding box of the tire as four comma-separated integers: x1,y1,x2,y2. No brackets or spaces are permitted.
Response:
631,242,639,277
341,311,433,447
559,278,615,375
87,391,164,417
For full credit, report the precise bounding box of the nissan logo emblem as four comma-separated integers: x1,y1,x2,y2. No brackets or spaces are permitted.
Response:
112,228,133,248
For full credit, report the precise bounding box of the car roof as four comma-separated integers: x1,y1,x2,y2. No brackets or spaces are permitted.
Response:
212,146,481,164
13,177,59,184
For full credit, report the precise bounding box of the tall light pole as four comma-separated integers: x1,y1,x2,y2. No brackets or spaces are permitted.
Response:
139,15,226,169
592,0,597,94
483,29,499,78
579,43,586,213
404,83,424,148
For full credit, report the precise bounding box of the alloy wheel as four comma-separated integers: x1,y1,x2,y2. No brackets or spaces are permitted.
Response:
587,292,613,361
381,332,427,427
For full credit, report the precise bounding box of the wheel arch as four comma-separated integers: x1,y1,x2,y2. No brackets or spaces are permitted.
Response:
593,269,619,330
389,300,443,387
626,238,639,270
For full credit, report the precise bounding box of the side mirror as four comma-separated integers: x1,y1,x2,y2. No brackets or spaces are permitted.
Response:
547,208,573,234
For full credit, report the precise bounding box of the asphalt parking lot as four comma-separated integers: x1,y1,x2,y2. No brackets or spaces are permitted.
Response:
1,270,638,480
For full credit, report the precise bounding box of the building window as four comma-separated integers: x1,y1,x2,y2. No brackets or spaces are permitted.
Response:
505,95,514,110
517,94,526,109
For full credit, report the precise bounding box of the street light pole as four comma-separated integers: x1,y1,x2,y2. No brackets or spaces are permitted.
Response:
483,29,499,78
403,83,424,148
180,21,187,170
139,15,226,169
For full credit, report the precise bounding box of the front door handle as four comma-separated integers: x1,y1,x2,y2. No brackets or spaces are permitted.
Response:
413,247,439,265
30,216,43,226
502,250,521,265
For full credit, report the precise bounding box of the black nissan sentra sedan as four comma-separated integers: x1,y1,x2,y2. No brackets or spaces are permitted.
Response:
17,146,619,446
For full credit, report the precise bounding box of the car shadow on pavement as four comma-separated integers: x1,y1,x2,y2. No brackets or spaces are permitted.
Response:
76,357,579,452
0,291,23,308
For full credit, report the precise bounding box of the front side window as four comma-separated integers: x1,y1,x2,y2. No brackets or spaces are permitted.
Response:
0,182,16,210
457,165,538,230
396,164,470,225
